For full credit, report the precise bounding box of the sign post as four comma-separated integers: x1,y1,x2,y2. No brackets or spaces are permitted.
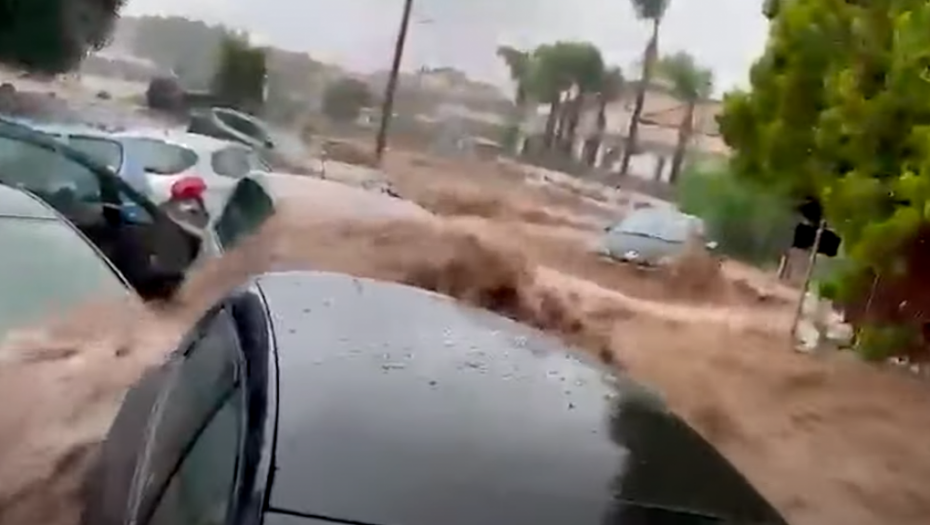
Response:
790,219,826,341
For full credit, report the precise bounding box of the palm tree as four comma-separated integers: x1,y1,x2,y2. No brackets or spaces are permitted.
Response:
497,45,534,153
656,52,713,184
619,0,671,177
586,66,624,166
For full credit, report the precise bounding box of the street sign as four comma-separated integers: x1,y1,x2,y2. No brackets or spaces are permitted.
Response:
793,222,840,256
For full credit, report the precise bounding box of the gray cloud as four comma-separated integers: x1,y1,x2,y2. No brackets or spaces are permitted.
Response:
124,0,769,95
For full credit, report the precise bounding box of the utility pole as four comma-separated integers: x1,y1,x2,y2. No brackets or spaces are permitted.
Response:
374,0,414,164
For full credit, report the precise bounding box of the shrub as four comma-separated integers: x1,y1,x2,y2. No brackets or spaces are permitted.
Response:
146,76,185,112
856,323,920,362
677,166,795,265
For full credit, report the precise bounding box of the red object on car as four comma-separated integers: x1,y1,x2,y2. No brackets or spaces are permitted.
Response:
169,175,206,201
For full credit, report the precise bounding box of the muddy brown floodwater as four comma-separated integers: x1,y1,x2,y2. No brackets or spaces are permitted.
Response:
2,150,930,525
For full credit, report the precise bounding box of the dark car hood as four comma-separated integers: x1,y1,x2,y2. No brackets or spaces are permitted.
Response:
255,272,786,525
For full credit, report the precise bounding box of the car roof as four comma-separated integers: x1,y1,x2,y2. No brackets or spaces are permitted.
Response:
0,183,59,220
114,128,241,153
252,271,786,525
27,122,115,139
0,117,121,174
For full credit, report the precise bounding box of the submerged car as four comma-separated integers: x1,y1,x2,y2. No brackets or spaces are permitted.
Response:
187,106,275,152
0,183,130,339
0,118,202,300
84,271,789,525
600,207,715,267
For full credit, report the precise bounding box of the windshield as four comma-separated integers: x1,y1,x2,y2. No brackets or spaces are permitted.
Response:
67,136,123,172
615,209,703,243
0,217,128,339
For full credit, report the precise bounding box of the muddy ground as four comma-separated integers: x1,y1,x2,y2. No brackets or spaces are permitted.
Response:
1,148,929,525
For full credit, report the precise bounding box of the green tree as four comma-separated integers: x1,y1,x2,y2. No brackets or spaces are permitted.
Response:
656,52,713,184
496,45,533,153
620,0,671,176
527,42,605,151
0,0,126,73
322,77,373,122
496,46,533,108
717,0,930,336
130,16,227,90
211,32,268,113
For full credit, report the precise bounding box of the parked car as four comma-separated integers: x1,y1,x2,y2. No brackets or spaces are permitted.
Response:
112,129,273,216
0,183,131,338
0,118,202,300
84,271,789,525
16,121,157,217
600,208,716,267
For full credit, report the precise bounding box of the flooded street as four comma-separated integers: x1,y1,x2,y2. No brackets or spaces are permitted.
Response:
2,149,930,525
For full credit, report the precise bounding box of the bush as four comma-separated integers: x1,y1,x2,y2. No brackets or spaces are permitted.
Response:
856,323,920,362
146,76,185,112
677,166,795,265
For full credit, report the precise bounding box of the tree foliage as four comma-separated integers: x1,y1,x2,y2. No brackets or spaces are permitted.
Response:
0,0,126,73
718,0,930,334
496,42,605,151
129,16,226,90
211,32,267,113
496,46,532,107
656,52,713,183
322,77,373,122
629,0,671,21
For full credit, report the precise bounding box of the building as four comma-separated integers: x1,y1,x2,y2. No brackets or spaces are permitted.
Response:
516,80,729,182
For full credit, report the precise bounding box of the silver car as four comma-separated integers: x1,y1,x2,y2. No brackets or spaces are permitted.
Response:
599,208,714,266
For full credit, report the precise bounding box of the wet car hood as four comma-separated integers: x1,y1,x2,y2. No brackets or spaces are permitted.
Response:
255,272,786,525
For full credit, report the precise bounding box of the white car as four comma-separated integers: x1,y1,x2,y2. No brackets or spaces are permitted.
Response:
112,129,272,215
600,208,716,266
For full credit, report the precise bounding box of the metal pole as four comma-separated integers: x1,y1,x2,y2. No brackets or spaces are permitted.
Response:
790,219,826,341
374,0,414,164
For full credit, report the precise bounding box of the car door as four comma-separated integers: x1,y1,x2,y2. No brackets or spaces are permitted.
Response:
0,127,201,298
213,177,276,252
83,305,248,525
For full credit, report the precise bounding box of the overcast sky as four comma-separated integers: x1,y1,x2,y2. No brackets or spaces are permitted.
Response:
124,0,770,96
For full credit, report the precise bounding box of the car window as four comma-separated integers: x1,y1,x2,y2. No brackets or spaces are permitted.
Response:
214,179,274,251
0,135,102,201
211,147,251,178
121,137,198,175
68,136,123,172
142,310,243,525
148,390,242,525
0,217,127,339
